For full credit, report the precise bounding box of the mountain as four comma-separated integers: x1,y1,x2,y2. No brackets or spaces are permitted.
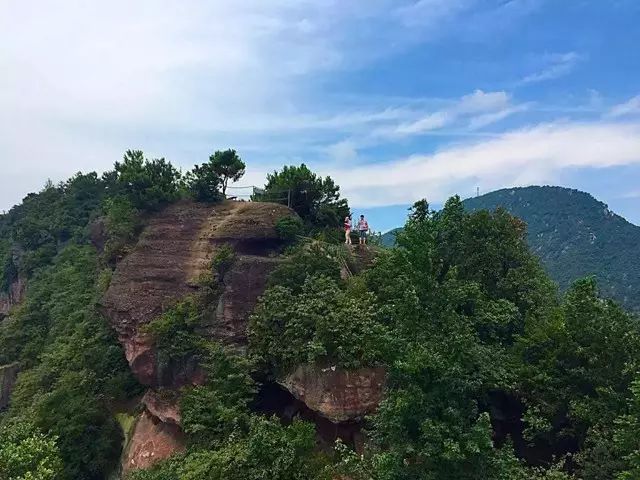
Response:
383,186,640,312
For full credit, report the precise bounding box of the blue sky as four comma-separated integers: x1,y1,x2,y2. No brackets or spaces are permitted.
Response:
1,0,640,232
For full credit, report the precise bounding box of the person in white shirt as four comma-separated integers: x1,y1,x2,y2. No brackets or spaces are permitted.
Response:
357,215,369,245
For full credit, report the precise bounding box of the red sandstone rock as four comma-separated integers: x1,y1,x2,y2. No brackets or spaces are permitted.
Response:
122,410,185,474
142,390,182,426
0,276,26,319
102,200,295,473
279,364,387,423
101,200,293,386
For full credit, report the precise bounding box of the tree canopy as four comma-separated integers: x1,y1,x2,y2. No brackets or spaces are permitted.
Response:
1,156,639,480
209,149,246,196
254,164,349,229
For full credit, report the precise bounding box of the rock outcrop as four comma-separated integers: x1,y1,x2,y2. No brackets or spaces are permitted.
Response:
279,364,387,423
122,410,185,475
102,200,295,472
0,276,26,320
0,362,20,411
102,200,293,387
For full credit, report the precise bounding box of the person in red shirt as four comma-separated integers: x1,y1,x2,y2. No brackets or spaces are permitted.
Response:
344,214,352,245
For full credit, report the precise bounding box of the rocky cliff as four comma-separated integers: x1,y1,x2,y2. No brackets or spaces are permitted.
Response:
102,200,387,473
102,200,296,472
0,276,25,320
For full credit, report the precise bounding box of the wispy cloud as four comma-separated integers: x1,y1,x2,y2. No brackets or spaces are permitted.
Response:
519,52,584,85
329,121,640,206
606,94,640,118
377,90,525,138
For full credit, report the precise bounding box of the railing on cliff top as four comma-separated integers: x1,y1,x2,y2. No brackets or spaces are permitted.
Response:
226,185,291,207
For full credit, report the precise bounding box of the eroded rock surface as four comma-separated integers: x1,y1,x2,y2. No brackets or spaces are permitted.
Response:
0,276,25,320
143,389,182,426
279,364,387,423
102,200,293,386
102,200,294,472
122,410,185,475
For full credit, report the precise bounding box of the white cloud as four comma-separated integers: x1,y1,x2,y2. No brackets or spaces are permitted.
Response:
519,52,583,85
327,140,359,163
468,103,531,130
606,95,640,118
380,90,523,137
330,122,640,207
0,1,622,216
457,90,510,113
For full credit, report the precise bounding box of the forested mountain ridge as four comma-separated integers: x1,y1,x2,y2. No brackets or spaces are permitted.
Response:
1,155,640,480
383,186,640,312
465,186,640,312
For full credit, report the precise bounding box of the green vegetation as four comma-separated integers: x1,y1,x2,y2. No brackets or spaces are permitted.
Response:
0,246,139,479
275,215,304,241
246,196,640,479
0,421,63,480
2,157,639,480
432,185,640,311
129,416,327,480
209,149,246,196
184,149,245,202
254,163,349,231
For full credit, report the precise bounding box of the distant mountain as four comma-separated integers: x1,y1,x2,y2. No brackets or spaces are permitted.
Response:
382,186,640,312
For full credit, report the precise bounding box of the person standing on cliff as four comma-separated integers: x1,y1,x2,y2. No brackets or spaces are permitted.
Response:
357,214,369,245
344,214,352,245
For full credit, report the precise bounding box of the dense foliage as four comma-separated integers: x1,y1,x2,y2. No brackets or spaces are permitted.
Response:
254,164,349,231
381,186,640,312
0,421,63,480
246,196,640,479
0,245,139,478
2,158,639,480
0,149,243,479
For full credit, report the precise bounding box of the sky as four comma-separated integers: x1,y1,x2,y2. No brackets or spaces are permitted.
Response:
1,0,640,232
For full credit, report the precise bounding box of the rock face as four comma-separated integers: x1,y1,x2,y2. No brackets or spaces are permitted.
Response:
102,200,293,387
102,200,294,472
279,365,387,423
122,410,185,475
0,276,26,320
0,362,20,411
142,390,182,426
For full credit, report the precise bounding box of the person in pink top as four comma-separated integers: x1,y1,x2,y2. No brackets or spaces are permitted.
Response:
344,214,352,245
357,215,369,245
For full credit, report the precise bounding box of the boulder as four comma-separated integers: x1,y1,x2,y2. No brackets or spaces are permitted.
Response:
279,364,387,423
142,389,182,426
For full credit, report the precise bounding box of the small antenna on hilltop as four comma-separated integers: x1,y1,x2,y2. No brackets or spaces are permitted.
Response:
476,186,480,197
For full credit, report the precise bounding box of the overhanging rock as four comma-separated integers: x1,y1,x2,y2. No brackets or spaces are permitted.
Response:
279,364,387,423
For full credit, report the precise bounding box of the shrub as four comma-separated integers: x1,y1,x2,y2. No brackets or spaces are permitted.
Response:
275,216,304,241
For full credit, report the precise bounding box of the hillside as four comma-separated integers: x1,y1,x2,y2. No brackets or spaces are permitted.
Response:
1,157,640,480
383,186,640,312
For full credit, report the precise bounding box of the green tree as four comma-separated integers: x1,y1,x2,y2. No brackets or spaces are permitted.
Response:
255,164,348,228
613,378,640,479
114,150,181,210
184,162,222,202
181,343,257,447
0,421,63,480
209,149,245,196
